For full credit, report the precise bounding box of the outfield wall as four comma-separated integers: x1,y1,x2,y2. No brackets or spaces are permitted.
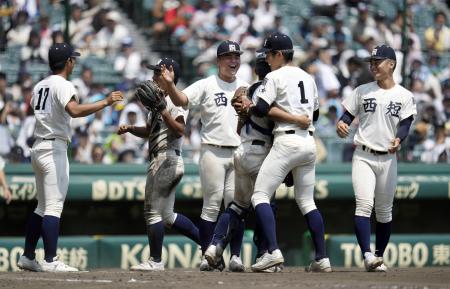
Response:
0,234,448,271
2,163,449,201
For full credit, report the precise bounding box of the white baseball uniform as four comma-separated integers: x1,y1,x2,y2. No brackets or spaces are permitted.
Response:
30,75,78,218
342,81,417,222
183,74,248,221
145,97,188,225
251,66,320,215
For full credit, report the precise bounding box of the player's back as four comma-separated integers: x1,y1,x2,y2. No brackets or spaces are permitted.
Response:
263,66,318,133
32,75,77,142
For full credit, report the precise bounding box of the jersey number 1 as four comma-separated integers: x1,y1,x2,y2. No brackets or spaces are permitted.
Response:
298,81,308,104
35,88,50,110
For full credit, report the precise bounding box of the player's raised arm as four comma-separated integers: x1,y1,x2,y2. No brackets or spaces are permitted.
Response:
159,64,189,107
65,90,123,118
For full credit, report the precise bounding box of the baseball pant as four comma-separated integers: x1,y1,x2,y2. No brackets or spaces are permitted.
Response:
144,151,184,226
31,139,69,218
252,132,317,215
199,144,235,222
352,147,397,223
233,141,271,209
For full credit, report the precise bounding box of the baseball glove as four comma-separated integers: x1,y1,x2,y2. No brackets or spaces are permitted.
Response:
231,86,252,120
135,80,166,113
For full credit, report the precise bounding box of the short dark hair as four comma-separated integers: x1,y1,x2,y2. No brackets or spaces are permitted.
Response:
270,49,294,62
50,60,67,73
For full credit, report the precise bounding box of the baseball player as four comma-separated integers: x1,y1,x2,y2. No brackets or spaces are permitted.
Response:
159,40,248,271
17,43,123,272
246,32,331,272
204,53,311,272
336,44,416,272
118,58,201,271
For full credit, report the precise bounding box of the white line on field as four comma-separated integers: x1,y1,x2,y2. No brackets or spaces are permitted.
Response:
14,277,113,283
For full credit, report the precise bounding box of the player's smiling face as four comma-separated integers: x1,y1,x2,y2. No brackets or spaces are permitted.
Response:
217,53,241,82
370,59,394,80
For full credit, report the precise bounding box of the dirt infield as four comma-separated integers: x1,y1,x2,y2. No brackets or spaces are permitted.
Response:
1,267,449,289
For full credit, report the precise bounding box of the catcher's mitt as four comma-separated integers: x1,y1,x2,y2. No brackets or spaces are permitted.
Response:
135,80,166,113
231,86,252,120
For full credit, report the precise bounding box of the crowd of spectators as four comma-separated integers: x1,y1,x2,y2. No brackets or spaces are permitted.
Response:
0,0,449,165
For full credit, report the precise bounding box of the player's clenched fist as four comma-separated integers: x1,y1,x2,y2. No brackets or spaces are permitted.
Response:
388,137,401,154
106,91,124,105
117,124,132,135
336,120,349,138
295,115,311,130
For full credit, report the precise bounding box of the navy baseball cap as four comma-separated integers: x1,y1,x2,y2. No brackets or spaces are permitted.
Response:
48,43,80,66
147,57,181,84
217,40,244,57
363,44,396,62
257,32,293,53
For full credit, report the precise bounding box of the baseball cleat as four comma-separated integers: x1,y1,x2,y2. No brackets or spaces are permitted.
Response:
41,256,79,272
305,257,332,273
251,249,284,272
364,253,384,272
261,265,283,273
368,263,388,272
130,258,164,271
254,256,283,273
204,244,224,267
18,255,42,272
199,256,225,272
229,255,245,272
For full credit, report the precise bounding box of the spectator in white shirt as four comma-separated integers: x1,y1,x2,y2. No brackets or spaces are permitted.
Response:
114,37,142,81
95,11,129,56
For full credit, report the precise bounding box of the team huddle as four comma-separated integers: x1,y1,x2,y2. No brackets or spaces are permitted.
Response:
16,32,416,273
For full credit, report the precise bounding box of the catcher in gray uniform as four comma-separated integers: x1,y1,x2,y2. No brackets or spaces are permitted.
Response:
118,58,200,271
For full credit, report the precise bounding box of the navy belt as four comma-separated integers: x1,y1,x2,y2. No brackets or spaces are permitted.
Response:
285,130,313,136
361,145,388,155
251,140,265,146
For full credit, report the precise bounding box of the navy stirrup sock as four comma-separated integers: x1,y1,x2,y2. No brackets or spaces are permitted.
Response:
305,209,327,260
198,218,216,254
230,218,245,257
172,214,200,245
354,216,371,255
23,213,43,260
41,215,60,262
211,210,232,246
148,221,165,262
254,203,278,252
375,221,392,257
